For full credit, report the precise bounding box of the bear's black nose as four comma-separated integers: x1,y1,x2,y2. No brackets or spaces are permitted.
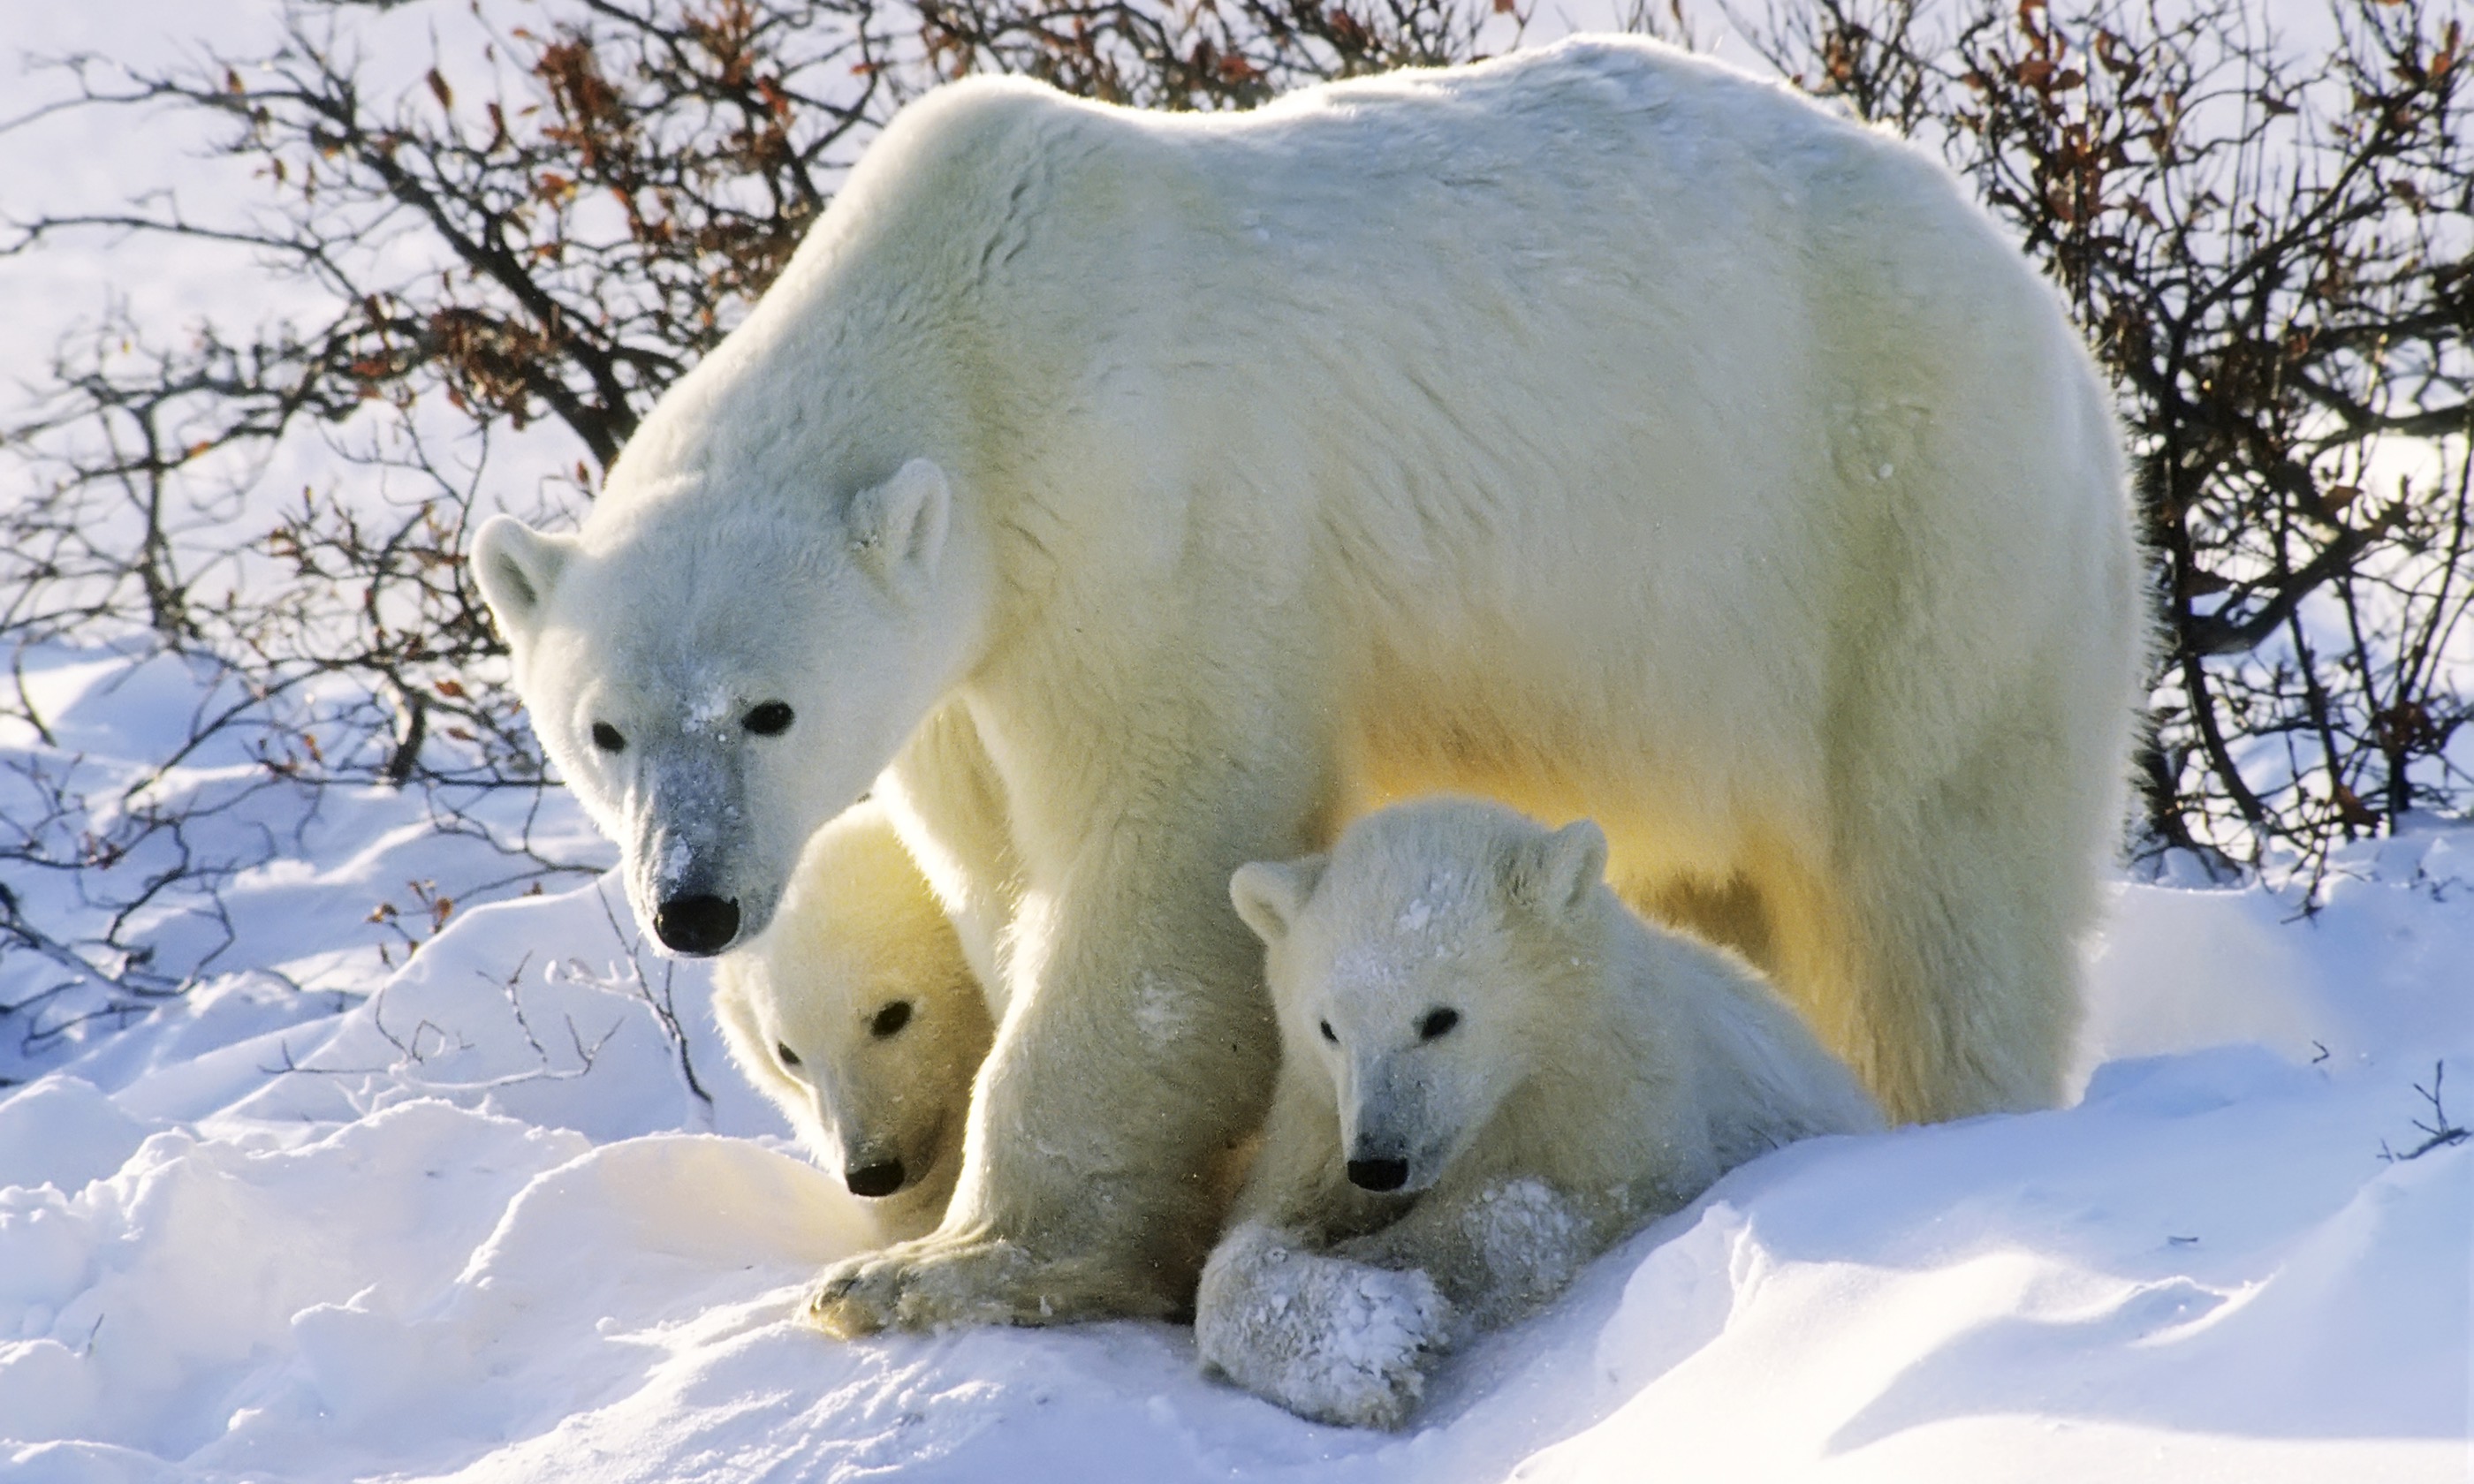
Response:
1346,1157,1410,1192
846,1159,907,1198
652,894,740,955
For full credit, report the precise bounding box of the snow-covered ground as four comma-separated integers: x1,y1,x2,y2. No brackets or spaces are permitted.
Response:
1,640,2469,1483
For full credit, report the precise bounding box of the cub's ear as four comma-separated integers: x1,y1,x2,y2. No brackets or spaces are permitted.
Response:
1506,819,1607,918
850,458,952,588
1230,855,1327,947
469,517,574,647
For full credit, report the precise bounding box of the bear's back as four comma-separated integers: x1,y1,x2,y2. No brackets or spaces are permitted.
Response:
820,34,2018,330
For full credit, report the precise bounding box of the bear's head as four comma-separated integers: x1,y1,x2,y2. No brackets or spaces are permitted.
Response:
710,804,993,1238
469,458,989,955
1231,799,1609,1197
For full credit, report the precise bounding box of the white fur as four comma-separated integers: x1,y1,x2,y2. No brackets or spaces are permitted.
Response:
1197,799,1883,1427
711,801,993,1241
470,36,2141,1330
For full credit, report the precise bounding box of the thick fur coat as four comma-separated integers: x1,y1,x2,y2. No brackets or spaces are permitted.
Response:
1197,799,1881,1427
470,36,2141,1331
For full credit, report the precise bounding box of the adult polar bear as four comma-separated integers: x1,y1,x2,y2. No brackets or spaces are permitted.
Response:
471,37,2142,1330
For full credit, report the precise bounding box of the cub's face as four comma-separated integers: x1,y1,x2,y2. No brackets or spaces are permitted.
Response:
1231,802,1607,1197
1293,910,1522,1197
468,459,983,956
713,937,990,1210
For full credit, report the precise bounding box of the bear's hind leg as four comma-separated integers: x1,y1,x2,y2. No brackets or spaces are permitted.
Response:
1776,723,2104,1124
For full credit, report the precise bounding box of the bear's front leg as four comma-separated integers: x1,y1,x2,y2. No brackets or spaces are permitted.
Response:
1195,1222,1455,1429
803,887,1276,1329
806,712,1319,1334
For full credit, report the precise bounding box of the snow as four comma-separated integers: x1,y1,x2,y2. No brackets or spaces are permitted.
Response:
0,643,2468,1480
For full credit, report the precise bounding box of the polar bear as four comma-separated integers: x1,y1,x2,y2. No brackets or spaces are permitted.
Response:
467,36,2142,1332
1195,799,1881,1427
712,801,995,1241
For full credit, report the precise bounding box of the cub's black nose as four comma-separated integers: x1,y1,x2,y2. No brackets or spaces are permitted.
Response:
652,894,740,955
1346,1157,1410,1192
846,1160,907,1198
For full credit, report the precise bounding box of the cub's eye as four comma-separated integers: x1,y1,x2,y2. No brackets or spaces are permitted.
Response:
743,701,794,736
870,1001,913,1038
1318,1019,1338,1044
1418,1008,1461,1041
590,722,626,753
776,1041,801,1068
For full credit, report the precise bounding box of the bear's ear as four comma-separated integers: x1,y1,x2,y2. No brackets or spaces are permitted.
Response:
1506,819,1607,919
469,516,573,647
1230,855,1326,946
850,458,952,589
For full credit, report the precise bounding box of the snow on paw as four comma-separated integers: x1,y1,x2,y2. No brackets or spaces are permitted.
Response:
1458,1177,1592,1326
1196,1226,1454,1429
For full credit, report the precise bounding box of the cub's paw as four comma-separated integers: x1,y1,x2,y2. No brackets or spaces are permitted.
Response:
1196,1229,1454,1430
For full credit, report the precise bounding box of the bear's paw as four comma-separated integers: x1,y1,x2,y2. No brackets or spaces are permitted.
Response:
805,1228,1176,1336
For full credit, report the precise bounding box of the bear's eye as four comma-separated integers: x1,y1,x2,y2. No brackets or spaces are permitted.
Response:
776,1041,802,1069
871,1001,913,1038
590,722,626,753
1318,1019,1338,1044
743,700,794,736
1418,1007,1461,1041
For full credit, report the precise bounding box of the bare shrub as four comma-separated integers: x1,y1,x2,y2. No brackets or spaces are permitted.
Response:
1,0,911,1056
1734,0,2474,877
907,0,1525,110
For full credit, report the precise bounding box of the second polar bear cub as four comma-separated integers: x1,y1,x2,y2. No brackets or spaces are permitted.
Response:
713,799,994,1243
1198,798,1881,1428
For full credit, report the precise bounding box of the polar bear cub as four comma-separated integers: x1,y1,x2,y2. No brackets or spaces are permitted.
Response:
1197,798,1881,1428
713,800,994,1242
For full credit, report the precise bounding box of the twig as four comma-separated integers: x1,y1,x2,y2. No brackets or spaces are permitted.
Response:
592,877,713,1109
2379,1061,2470,1162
